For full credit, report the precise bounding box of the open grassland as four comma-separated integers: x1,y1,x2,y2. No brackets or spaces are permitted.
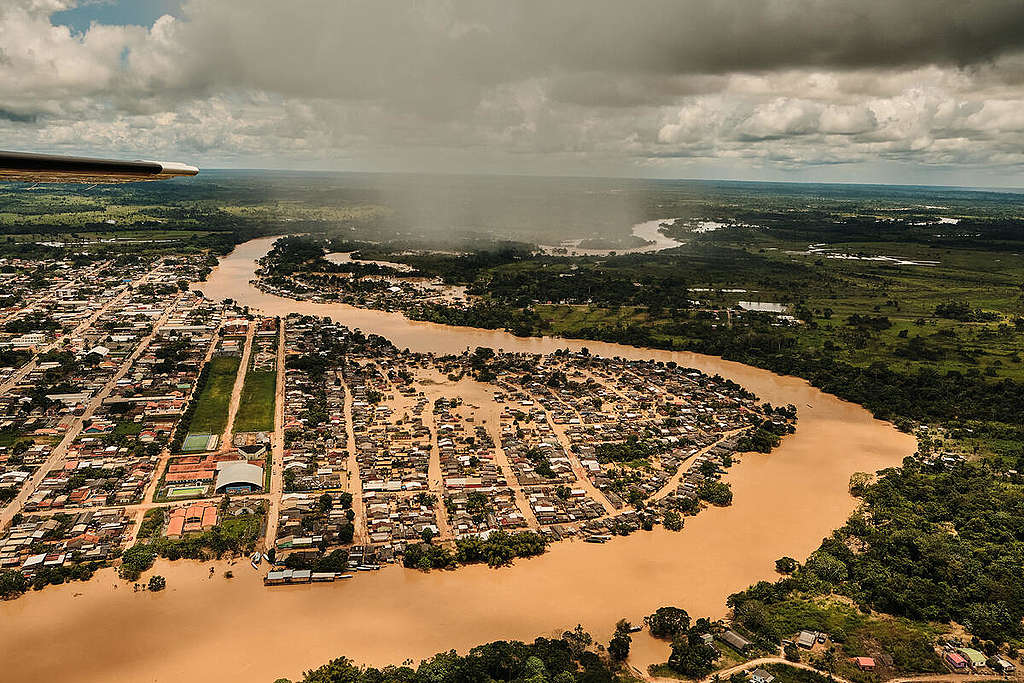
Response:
186,356,241,435
536,243,1024,382
232,370,276,433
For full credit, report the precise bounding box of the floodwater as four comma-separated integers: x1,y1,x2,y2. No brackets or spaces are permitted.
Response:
325,251,415,272
541,218,683,255
0,236,915,683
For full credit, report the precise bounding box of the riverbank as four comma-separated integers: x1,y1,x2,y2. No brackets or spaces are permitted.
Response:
0,237,914,683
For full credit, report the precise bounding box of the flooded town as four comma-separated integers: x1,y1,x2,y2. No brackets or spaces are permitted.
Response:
1,247,795,590
0,238,917,683
9,3,1024,682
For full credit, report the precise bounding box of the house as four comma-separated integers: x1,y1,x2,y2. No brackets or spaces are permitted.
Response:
944,652,968,670
719,630,752,652
748,668,774,683
796,630,817,648
852,657,875,671
958,648,987,670
993,658,1015,674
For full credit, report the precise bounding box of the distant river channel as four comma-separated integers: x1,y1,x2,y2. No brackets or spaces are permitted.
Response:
0,236,915,683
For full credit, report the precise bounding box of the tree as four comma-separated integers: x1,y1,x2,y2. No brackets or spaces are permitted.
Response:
316,548,349,573
698,480,733,506
119,544,156,581
667,635,718,678
848,472,872,497
148,575,166,591
784,642,800,662
645,606,691,639
608,626,631,662
318,493,334,513
562,625,593,656
523,656,548,683
0,569,28,599
804,550,847,585
663,510,684,531
775,556,798,574
284,554,312,570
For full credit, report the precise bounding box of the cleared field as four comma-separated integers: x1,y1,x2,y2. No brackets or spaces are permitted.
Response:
187,356,242,435
232,370,277,433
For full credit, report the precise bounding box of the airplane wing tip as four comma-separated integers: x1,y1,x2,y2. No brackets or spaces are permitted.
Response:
0,150,199,183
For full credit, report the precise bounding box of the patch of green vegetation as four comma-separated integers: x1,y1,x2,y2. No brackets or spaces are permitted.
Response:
233,370,276,432
186,356,241,435
153,510,265,560
112,421,144,437
119,543,156,581
295,627,631,683
736,597,944,674
0,432,31,448
730,460,1024,651
137,508,166,540
764,663,847,683
403,530,548,570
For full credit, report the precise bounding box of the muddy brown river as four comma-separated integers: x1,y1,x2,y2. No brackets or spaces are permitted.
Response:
0,237,915,683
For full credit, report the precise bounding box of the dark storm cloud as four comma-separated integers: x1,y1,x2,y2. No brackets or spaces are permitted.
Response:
148,0,1024,107
0,109,38,123
519,0,1024,75
7,0,1024,181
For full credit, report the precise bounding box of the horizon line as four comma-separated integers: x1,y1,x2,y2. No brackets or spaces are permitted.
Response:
191,167,1024,195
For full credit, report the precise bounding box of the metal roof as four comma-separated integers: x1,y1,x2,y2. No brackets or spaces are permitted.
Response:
214,461,264,492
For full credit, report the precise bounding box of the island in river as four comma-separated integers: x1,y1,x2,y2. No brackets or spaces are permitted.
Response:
0,236,914,683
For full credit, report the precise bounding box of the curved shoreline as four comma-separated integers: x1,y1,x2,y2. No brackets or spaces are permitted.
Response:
0,237,915,683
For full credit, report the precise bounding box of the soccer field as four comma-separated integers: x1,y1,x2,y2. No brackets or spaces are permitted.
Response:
167,486,208,499
182,432,217,452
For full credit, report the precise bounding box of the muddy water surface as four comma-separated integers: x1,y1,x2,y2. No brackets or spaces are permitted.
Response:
0,237,915,683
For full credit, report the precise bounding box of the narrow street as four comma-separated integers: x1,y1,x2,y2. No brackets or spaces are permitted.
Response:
540,403,619,515
422,397,455,541
481,407,541,529
337,366,369,546
649,426,751,502
263,318,287,549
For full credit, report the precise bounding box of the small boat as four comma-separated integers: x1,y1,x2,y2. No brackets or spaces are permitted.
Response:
250,552,261,569
338,574,354,579
262,553,271,564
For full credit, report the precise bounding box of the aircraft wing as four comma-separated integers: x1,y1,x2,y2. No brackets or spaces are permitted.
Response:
0,150,198,183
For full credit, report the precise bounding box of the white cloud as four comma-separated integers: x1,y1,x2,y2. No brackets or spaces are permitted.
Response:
3,0,1024,181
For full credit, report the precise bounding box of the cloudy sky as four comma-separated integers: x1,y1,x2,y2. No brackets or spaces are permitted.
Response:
4,0,1024,186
